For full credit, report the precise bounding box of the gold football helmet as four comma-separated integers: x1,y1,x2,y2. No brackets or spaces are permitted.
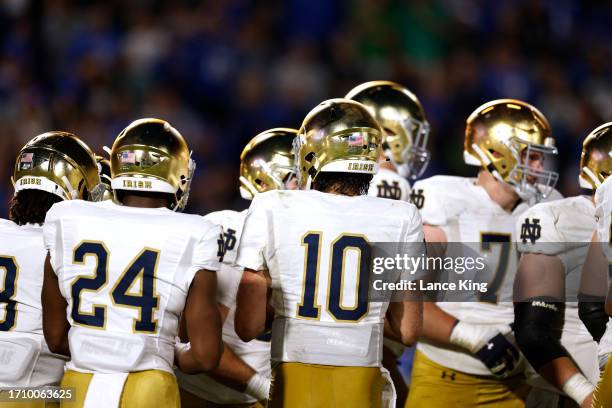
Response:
464,99,558,200
95,154,114,200
239,128,298,200
13,131,103,201
295,98,382,189
345,80,430,179
579,122,612,189
110,118,194,211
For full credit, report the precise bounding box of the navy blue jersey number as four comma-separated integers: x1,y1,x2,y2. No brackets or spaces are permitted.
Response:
71,242,160,333
297,233,370,322
111,249,160,333
71,242,109,328
0,256,19,331
479,233,511,303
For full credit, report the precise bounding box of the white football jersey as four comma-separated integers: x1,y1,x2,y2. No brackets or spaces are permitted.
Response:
176,209,271,404
236,189,424,367
43,200,221,374
599,320,612,363
0,219,66,387
517,196,596,296
368,168,411,201
516,196,599,387
595,177,612,360
204,210,247,267
595,176,612,261
413,175,562,376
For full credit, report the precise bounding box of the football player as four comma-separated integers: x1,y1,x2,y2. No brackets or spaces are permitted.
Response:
406,99,562,407
346,80,431,201
234,99,424,407
41,119,223,408
176,128,297,408
592,173,612,408
513,124,611,407
0,132,103,408
574,125,612,408
346,80,431,405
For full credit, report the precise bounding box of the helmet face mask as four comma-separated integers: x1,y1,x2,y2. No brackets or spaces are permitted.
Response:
239,128,298,200
507,138,559,200
95,155,114,201
579,122,612,190
464,99,559,201
13,132,102,202
395,116,431,178
175,156,195,212
346,80,430,180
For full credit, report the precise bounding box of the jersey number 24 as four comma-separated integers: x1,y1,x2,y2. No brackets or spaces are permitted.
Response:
71,241,160,333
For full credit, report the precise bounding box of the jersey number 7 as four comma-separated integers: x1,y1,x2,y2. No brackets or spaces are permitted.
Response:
297,232,370,322
71,241,160,333
479,233,511,303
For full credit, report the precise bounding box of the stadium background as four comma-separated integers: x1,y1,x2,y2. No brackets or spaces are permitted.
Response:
0,0,610,216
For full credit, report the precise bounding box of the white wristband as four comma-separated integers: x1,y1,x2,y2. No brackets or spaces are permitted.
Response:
561,373,593,405
245,373,270,401
174,341,191,358
450,321,512,354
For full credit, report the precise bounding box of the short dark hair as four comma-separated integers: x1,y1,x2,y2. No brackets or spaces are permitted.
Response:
312,172,373,196
115,190,174,208
9,190,62,226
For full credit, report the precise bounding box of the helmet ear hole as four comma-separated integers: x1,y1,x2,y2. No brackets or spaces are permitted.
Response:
304,152,315,162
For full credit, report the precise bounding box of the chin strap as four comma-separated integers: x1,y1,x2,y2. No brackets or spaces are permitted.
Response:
580,167,600,189
239,176,258,200
61,176,79,199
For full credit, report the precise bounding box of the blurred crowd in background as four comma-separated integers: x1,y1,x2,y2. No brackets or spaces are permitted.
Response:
0,0,611,215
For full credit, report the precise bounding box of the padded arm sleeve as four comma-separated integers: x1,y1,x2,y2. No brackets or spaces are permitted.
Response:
578,293,608,342
514,297,569,372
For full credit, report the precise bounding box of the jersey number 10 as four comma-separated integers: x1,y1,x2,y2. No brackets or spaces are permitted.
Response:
297,232,370,322
71,241,160,333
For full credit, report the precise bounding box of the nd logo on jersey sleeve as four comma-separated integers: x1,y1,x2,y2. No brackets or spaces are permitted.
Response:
519,217,542,244
368,168,411,201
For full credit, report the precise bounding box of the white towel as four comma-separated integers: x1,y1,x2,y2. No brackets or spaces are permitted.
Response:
83,372,129,408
